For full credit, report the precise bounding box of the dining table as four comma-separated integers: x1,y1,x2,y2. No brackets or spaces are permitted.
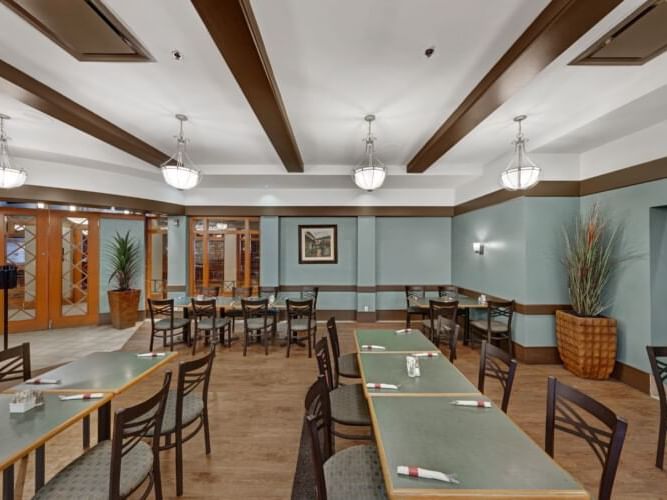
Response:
411,294,487,345
3,351,176,499
354,329,590,499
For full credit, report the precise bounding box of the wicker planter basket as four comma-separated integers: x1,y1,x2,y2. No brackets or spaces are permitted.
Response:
555,310,617,379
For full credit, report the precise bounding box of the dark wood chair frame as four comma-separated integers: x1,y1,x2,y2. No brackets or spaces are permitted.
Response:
404,285,427,329
148,299,190,352
191,298,231,353
109,371,171,500
0,342,30,384
471,299,515,355
241,297,274,356
285,298,316,358
424,299,458,345
647,345,667,468
228,286,253,335
326,317,359,384
304,376,334,500
158,348,215,496
478,341,517,413
437,285,458,298
196,286,220,297
545,376,627,500
314,336,371,442
438,321,460,363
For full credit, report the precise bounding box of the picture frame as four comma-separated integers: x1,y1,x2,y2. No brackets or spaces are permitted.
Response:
298,225,338,264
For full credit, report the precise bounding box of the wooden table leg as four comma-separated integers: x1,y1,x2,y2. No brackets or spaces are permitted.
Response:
83,415,90,448
34,445,45,492
12,457,27,500
98,401,111,442
3,464,14,500
463,309,471,346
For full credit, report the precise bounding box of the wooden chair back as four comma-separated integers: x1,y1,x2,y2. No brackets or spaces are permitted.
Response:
109,371,171,499
326,317,345,384
232,287,252,299
646,346,667,468
478,341,518,413
545,376,627,500
0,342,31,383
438,285,458,298
176,348,215,429
191,298,217,321
148,298,175,328
314,336,336,391
197,286,220,297
428,299,458,331
486,299,515,330
438,320,459,363
304,376,333,500
404,285,425,307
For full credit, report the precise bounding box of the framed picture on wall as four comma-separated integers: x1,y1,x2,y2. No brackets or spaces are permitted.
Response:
298,225,338,264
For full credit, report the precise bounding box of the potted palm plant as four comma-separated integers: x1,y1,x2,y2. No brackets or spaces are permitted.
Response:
107,230,141,329
556,204,618,379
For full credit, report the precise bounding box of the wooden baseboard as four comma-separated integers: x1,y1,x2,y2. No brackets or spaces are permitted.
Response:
315,310,356,321
612,361,650,394
512,343,561,364
356,311,377,322
98,311,146,326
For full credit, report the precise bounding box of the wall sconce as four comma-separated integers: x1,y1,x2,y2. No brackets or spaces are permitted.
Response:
473,242,484,255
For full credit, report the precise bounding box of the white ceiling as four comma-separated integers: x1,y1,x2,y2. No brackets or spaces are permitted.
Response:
0,0,666,204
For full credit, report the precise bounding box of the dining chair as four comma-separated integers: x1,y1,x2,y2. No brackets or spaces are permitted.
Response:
422,299,458,344
437,320,460,363
326,317,360,383
314,337,371,442
302,286,320,328
196,286,220,297
153,348,215,496
470,299,515,356
259,286,279,298
0,342,30,384
304,377,386,500
228,286,253,334
34,372,172,500
404,285,427,329
438,285,458,299
191,298,231,353
148,298,191,352
286,298,316,357
241,297,274,356
647,346,667,468
545,376,627,500
478,341,517,413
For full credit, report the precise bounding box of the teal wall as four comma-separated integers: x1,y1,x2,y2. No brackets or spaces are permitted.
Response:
650,208,667,348
167,216,187,296
99,218,146,314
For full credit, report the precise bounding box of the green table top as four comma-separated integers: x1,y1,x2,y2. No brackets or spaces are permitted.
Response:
371,396,588,499
0,392,112,469
359,353,479,395
413,294,485,309
355,329,437,353
9,352,176,394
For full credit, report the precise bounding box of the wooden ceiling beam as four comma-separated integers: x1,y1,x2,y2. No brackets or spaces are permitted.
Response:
0,59,169,166
191,0,304,172
407,0,623,173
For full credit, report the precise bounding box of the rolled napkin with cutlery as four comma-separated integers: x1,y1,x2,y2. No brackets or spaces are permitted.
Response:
452,400,492,408
397,466,459,484
25,378,61,385
137,352,167,358
413,351,439,358
59,393,105,401
394,328,414,335
366,383,399,390
361,344,386,351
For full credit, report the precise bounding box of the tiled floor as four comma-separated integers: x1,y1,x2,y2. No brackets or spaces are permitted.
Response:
5,322,141,370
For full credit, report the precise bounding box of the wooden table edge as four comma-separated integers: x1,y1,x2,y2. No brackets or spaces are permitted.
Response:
0,392,113,470
389,488,590,499
112,351,178,394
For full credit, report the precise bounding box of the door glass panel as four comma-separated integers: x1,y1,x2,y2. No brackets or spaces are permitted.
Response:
207,236,224,287
5,215,37,321
250,235,260,287
61,217,90,316
193,238,204,291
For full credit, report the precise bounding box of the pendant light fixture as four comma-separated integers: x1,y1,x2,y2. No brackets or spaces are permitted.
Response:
0,114,27,189
501,115,540,191
353,114,386,191
161,114,202,190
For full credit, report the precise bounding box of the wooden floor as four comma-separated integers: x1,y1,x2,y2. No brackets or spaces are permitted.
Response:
12,322,667,499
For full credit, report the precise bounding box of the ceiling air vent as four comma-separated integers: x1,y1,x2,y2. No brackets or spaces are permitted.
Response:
571,0,667,65
0,0,153,62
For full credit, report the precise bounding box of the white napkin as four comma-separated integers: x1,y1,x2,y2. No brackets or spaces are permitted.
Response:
395,328,414,335
452,400,492,408
137,352,167,358
361,344,386,351
366,383,399,390
59,393,105,401
413,352,439,358
25,378,60,385
397,466,459,484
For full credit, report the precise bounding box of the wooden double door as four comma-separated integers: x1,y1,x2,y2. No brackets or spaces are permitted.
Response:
0,208,99,333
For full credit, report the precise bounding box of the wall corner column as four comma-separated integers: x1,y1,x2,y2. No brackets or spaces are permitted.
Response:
356,216,376,322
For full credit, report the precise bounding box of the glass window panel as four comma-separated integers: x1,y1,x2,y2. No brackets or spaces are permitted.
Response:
61,217,89,316
250,235,260,286
207,237,224,286
5,215,37,321
194,238,204,291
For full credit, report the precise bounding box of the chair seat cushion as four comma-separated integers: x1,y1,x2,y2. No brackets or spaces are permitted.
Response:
471,319,509,334
421,318,436,330
324,444,387,500
34,440,153,500
289,319,313,332
196,317,230,330
245,317,274,330
338,353,360,378
154,317,190,331
330,384,370,426
151,389,204,435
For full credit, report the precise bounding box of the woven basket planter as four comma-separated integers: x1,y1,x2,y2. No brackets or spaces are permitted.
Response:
555,310,617,379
